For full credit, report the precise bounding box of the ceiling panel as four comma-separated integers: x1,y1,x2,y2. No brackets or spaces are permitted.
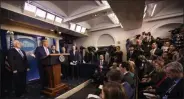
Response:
87,15,113,28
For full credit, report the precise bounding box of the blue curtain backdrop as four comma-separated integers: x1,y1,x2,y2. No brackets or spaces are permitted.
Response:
2,29,55,82
0,30,8,52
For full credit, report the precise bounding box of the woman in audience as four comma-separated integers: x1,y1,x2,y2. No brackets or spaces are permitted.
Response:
140,58,165,88
128,60,135,76
101,81,128,99
115,46,123,64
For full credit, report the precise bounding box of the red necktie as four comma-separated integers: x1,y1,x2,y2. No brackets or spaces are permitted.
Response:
100,60,102,72
156,75,167,87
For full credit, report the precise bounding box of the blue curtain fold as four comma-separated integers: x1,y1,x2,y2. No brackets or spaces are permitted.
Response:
53,38,56,46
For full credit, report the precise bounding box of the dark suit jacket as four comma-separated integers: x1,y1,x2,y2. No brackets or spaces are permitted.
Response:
123,72,135,88
127,51,136,61
151,48,163,57
51,50,59,54
69,50,79,62
34,46,51,60
156,77,173,97
7,48,29,72
96,60,108,72
164,78,184,99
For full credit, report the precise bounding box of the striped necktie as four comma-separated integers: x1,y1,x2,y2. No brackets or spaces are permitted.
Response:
18,50,24,57
163,79,180,99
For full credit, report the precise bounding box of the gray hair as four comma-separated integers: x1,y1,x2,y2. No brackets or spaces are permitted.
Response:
165,61,183,73
13,40,20,47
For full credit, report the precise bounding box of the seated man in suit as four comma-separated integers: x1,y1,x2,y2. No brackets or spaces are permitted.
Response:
161,61,183,99
51,45,59,54
93,55,108,85
34,37,51,89
8,40,29,97
119,62,135,88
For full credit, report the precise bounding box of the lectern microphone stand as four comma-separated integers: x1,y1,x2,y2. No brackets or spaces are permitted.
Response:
41,53,69,96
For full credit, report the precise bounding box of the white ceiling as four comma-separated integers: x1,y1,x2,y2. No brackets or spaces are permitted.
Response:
3,0,183,32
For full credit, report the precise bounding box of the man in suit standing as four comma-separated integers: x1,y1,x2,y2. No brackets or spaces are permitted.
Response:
69,45,79,78
127,45,135,61
7,40,29,97
34,38,50,89
69,45,79,63
51,45,59,54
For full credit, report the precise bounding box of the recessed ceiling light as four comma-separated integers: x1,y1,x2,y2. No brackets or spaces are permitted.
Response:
59,32,62,34
94,14,97,16
50,29,54,31
120,23,123,28
151,4,157,16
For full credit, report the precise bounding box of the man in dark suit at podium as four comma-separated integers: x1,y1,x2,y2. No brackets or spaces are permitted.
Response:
35,37,50,89
7,40,29,97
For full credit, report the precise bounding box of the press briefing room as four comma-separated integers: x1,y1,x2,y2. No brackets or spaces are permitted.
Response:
0,0,184,99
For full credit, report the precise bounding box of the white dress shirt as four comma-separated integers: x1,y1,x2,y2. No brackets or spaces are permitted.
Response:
15,48,24,57
43,46,50,55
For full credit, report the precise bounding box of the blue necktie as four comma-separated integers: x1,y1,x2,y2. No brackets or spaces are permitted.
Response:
163,80,179,99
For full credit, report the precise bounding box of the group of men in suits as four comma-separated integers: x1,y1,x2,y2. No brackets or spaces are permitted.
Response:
6,38,65,97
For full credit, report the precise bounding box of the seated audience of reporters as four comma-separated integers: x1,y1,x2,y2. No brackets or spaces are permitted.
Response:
143,61,183,99
125,32,184,99
88,69,133,99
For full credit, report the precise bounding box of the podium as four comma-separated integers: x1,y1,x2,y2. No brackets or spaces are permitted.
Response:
41,53,69,96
